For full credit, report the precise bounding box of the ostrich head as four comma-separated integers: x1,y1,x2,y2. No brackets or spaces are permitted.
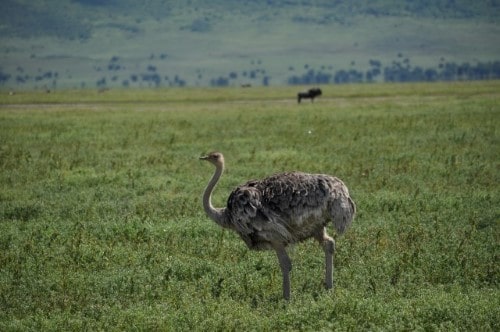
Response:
200,152,224,167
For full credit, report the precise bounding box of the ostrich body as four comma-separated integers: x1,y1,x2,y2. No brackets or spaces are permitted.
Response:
200,152,355,300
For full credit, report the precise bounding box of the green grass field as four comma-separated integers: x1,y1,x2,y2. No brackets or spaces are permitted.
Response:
0,82,499,330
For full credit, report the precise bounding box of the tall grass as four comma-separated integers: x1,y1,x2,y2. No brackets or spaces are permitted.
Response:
0,82,499,330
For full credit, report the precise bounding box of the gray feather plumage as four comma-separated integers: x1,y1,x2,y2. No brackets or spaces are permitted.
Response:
226,171,355,250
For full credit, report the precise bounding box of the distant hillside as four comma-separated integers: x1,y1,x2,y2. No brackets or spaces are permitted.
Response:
2,1,499,40
1,0,499,89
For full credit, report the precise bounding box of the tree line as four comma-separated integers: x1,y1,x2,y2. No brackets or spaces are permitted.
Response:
1,58,500,89
286,59,500,85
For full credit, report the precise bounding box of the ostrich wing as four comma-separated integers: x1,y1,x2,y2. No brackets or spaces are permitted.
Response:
226,179,293,248
227,182,263,233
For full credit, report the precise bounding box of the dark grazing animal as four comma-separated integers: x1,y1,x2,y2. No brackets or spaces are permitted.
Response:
297,88,322,103
200,152,355,300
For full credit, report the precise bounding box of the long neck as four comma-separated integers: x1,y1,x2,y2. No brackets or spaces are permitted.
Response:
203,162,227,227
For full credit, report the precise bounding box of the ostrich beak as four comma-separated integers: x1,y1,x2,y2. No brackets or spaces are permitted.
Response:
199,155,208,160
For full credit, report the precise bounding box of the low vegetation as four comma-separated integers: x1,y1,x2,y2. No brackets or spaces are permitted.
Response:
0,82,498,330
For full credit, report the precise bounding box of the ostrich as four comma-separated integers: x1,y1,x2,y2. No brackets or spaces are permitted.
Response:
200,152,356,300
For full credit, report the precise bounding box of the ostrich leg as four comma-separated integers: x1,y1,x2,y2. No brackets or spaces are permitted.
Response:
316,228,335,289
275,246,292,300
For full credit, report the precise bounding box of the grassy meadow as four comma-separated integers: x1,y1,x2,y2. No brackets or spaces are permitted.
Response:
0,82,499,330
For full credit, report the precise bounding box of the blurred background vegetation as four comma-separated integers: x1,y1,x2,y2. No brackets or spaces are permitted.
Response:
1,0,499,89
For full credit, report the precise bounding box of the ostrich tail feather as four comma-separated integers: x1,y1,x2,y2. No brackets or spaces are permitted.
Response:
331,195,356,235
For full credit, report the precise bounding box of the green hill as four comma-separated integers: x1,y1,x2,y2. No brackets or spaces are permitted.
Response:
1,0,499,89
